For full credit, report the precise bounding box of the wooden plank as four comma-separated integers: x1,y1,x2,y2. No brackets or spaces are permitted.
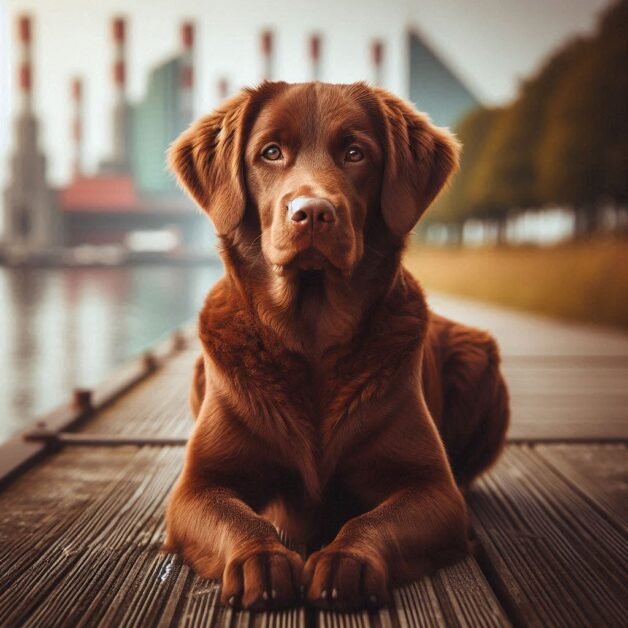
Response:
502,365,628,395
25,430,188,447
0,447,139,594
387,557,510,628
252,607,307,628
3,292,627,626
503,355,628,367
90,551,192,627
0,327,196,489
534,444,627,528
502,362,628,441
26,450,179,626
177,579,223,627
432,558,510,627
0,446,183,626
175,554,506,627
427,293,628,359
316,556,509,628
508,415,628,441
469,446,628,627
0,404,82,488
0,438,509,627
82,347,197,438
3,438,621,627
394,579,445,627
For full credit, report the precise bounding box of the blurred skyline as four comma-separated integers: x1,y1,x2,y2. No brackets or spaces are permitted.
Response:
0,0,611,191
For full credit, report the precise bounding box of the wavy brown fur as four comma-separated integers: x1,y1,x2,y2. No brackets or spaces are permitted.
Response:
164,81,509,612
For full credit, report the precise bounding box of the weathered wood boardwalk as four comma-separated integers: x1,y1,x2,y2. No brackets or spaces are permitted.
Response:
0,293,626,627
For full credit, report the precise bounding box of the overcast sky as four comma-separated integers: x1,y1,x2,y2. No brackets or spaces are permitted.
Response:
0,0,612,188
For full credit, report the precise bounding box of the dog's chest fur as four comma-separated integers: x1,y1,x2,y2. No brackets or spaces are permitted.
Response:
198,271,428,501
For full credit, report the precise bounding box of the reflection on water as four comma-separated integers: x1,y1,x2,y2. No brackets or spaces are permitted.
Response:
0,263,223,444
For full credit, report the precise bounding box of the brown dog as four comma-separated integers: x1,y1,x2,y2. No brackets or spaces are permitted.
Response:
164,81,509,611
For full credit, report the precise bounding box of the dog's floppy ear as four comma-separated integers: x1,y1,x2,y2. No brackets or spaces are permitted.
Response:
168,91,251,235
374,87,461,237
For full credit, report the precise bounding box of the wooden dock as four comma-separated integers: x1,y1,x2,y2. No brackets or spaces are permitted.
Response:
0,294,626,627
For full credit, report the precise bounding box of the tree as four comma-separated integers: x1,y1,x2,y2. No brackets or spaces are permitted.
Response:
427,0,628,240
468,38,587,222
538,0,628,234
429,106,503,227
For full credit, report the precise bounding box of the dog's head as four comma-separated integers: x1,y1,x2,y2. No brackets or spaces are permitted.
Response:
170,81,459,278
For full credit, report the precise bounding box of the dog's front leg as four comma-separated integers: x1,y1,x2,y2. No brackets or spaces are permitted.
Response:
164,420,305,611
304,393,469,612
303,479,468,610
165,480,303,609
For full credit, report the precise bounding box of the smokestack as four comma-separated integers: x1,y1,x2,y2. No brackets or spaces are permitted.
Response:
260,30,273,80
180,21,194,126
104,16,130,172
17,15,33,112
112,17,126,99
309,34,321,81
4,15,56,250
372,40,384,86
71,77,83,177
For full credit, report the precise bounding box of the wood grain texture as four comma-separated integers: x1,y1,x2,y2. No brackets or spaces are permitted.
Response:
1,295,627,626
0,447,182,626
82,348,197,438
535,444,628,525
0,443,506,627
469,446,628,628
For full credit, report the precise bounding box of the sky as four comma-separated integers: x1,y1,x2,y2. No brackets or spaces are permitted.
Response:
0,0,613,189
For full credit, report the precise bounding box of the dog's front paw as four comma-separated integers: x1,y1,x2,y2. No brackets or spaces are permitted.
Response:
303,545,390,611
221,543,304,610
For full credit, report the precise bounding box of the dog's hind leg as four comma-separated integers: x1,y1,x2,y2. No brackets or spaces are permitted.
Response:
435,320,510,488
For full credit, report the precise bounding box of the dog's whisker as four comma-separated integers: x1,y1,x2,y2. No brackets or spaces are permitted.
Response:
365,243,386,259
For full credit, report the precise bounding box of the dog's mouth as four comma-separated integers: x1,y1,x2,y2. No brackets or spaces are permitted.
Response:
271,248,330,275
297,268,325,290
268,242,357,282
295,248,326,271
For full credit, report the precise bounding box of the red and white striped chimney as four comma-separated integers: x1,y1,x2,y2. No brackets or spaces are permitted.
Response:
17,15,33,112
107,16,130,171
372,40,384,86
309,34,321,81
71,77,83,177
180,21,194,125
112,17,126,101
260,30,273,80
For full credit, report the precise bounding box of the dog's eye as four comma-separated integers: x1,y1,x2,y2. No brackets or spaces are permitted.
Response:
345,147,364,163
262,145,283,161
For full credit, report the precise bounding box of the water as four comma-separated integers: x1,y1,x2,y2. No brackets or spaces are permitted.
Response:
0,263,224,444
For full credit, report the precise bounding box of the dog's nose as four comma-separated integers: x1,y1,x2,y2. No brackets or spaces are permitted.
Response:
288,196,336,228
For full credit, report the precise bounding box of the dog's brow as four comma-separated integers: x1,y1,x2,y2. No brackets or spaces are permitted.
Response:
249,127,283,142
337,129,380,156
340,129,373,143
247,127,289,151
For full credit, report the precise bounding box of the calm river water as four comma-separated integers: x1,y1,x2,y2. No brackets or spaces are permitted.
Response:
0,263,224,444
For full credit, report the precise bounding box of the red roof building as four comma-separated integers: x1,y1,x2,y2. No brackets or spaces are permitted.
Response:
57,175,140,212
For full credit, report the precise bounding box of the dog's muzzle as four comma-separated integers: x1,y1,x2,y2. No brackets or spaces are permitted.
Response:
287,196,337,232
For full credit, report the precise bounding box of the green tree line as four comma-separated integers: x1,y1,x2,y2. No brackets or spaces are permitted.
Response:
430,0,628,237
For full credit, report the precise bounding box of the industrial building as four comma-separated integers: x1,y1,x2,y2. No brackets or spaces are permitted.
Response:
2,16,209,261
1,13,478,262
